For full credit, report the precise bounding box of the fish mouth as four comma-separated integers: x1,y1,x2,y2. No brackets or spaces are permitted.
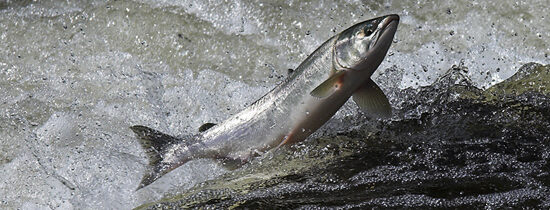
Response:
375,14,399,47
365,14,399,59
382,14,400,29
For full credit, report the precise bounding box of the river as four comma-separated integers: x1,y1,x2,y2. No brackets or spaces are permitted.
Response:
0,0,548,209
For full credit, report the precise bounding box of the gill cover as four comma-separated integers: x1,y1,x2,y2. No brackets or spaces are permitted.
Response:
310,15,393,99
333,17,385,70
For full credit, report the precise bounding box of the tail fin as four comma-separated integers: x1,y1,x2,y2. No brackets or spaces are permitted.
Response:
130,125,181,190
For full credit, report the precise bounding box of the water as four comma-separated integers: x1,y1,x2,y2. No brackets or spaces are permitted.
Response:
0,0,548,209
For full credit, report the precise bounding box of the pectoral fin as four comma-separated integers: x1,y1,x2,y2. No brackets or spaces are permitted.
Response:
352,79,392,118
310,71,346,98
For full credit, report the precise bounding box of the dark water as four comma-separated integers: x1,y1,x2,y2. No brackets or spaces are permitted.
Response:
139,63,550,209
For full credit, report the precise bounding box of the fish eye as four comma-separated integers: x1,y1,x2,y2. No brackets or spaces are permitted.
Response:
364,28,374,36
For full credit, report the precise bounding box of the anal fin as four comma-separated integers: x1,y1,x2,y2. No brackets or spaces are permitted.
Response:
352,78,392,118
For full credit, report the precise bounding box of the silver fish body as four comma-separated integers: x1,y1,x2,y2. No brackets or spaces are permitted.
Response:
131,14,399,189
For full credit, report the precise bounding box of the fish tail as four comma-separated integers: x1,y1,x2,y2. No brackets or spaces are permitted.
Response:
130,125,185,190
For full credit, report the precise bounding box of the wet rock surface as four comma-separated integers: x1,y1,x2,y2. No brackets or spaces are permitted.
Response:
140,63,550,209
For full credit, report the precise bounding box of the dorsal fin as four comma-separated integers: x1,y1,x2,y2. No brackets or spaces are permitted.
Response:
130,125,181,190
198,123,217,132
287,68,295,77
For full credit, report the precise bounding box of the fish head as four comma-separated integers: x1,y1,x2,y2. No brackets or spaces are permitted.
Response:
333,14,399,73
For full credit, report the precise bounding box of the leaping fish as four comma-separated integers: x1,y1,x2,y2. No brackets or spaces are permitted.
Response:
131,14,400,189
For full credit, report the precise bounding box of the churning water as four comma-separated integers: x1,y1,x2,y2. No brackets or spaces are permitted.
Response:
0,0,548,209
